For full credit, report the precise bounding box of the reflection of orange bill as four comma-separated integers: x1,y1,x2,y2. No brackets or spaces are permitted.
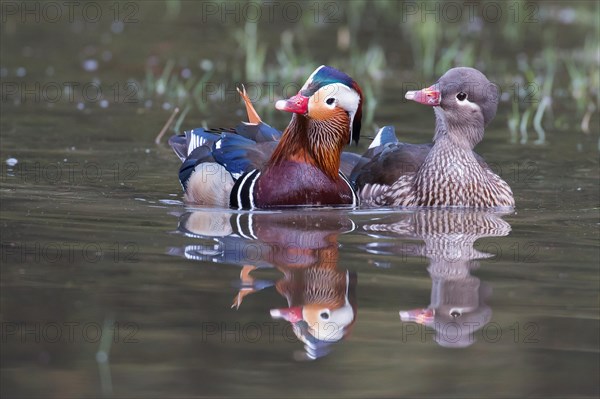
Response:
399,308,435,325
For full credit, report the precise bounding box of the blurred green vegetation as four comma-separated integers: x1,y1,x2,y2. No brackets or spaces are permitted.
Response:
137,1,598,141
1,0,598,142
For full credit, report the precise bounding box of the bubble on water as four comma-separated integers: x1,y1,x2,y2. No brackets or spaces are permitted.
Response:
16,67,26,77
82,59,98,72
96,351,108,363
181,68,192,79
100,99,109,108
156,80,165,95
111,21,124,34
5,158,18,166
199,59,214,71
467,17,483,33
558,8,576,24
144,99,153,108
77,102,85,110
162,102,172,110
64,84,73,97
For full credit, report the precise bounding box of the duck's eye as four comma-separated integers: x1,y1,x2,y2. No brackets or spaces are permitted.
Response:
325,98,335,105
456,92,468,101
320,311,330,320
450,310,461,318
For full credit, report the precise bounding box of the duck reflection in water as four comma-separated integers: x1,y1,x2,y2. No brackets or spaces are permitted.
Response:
363,209,511,348
169,210,358,360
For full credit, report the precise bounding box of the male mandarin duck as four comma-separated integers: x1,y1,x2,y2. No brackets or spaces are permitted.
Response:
169,65,363,209
169,210,357,360
270,268,357,359
351,67,515,209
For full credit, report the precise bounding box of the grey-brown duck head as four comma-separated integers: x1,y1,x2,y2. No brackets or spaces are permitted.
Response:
406,67,499,149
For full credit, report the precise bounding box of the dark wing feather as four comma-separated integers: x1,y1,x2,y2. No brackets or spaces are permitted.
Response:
352,142,433,187
170,122,282,189
212,133,278,176
178,146,215,190
340,152,363,177
169,128,222,161
350,122,490,188
232,122,282,142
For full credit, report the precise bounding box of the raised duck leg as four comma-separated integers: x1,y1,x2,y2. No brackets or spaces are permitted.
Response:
231,265,257,309
237,84,262,124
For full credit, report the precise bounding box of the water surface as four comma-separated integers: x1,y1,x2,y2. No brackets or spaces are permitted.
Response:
1,1,599,398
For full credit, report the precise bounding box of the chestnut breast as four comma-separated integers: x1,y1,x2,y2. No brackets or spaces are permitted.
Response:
255,160,354,208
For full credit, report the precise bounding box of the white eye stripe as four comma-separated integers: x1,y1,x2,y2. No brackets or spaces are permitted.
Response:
456,97,480,110
308,82,360,140
314,83,359,112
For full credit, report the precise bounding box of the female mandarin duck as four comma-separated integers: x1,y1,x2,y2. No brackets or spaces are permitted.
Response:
351,67,515,209
169,65,362,209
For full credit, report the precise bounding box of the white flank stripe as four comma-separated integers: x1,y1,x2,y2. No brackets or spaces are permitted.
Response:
248,171,260,209
236,171,255,210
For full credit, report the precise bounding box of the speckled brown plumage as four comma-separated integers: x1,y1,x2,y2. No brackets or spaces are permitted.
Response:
354,67,515,209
